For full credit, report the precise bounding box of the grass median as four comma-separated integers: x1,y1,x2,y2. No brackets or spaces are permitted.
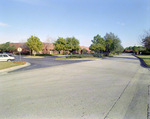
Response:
56,54,118,60
0,61,26,70
136,55,150,66
23,56,45,58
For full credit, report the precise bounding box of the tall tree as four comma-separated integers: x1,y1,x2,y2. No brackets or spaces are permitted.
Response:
89,34,106,53
140,30,150,50
53,37,67,53
26,35,44,56
104,32,123,53
66,37,80,53
105,38,113,55
132,46,139,54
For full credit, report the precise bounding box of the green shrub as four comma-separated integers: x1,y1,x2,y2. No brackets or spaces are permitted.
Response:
66,54,93,58
63,51,66,55
93,54,100,57
35,54,53,56
111,51,116,55
15,52,19,55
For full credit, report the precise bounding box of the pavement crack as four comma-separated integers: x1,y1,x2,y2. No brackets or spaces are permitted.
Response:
104,81,131,119
147,85,150,119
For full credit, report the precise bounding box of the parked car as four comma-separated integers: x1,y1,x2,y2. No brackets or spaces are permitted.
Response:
0,54,15,62
2,52,14,56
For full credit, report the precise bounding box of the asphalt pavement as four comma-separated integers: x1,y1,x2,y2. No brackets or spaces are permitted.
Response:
0,54,150,119
9,55,92,73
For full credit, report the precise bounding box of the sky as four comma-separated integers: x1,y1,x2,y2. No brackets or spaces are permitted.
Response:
0,0,150,48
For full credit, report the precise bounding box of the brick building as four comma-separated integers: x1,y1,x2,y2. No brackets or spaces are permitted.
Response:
9,42,91,55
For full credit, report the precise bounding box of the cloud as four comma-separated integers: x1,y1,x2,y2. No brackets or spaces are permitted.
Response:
0,22,8,26
94,24,99,26
117,22,125,26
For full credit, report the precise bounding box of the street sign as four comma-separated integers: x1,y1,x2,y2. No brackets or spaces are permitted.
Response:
17,47,22,52
17,47,22,61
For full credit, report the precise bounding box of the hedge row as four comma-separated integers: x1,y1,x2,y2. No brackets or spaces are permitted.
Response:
35,54,53,56
66,54,93,58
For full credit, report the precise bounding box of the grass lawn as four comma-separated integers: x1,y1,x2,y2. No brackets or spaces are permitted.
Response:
136,55,150,66
0,62,22,70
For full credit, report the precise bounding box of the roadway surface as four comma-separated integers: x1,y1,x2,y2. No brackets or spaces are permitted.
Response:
0,54,150,119
9,55,92,73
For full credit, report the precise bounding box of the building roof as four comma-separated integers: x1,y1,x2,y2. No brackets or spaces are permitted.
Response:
80,46,90,51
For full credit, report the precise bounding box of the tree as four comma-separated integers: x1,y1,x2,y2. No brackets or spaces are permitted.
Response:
104,32,123,53
137,46,146,51
9,45,17,54
105,38,113,55
115,45,124,53
53,37,67,53
132,46,139,54
139,30,150,50
0,42,16,53
89,34,106,53
66,37,80,53
26,35,44,56
129,46,133,50
82,48,87,54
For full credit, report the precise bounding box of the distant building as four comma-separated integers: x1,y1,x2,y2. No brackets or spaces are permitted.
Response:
9,42,91,55
124,49,133,53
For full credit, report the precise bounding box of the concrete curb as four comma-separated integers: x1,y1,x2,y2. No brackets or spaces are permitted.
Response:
55,58,101,60
0,62,31,73
133,55,150,68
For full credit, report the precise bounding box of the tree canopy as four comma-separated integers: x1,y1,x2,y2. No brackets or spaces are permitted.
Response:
125,46,145,51
0,42,16,53
89,34,106,53
140,30,150,50
105,38,113,54
53,37,67,51
26,35,44,55
90,33,124,54
66,37,80,52
104,32,123,53
132,46,139,53
53,36,80,53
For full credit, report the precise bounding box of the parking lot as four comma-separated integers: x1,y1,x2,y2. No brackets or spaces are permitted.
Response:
1,54,150,118
10,55,92,73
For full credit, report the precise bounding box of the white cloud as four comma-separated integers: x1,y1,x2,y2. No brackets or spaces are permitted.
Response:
117,22,125,26
94,24,99,26
0,22,8,26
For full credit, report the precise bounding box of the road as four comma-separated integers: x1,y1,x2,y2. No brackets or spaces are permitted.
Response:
0,54,150,119
10,55,91,72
